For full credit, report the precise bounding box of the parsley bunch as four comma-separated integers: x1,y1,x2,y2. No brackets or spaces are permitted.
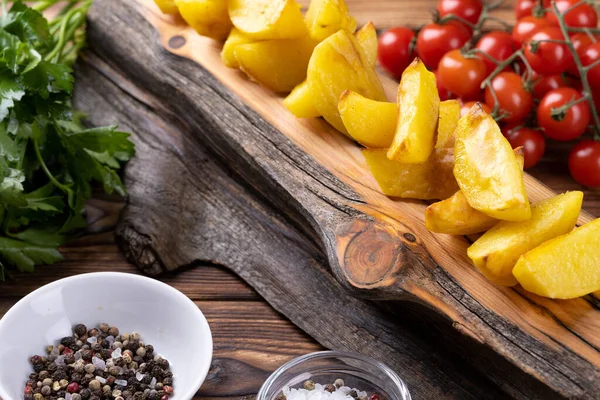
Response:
0,0,135,280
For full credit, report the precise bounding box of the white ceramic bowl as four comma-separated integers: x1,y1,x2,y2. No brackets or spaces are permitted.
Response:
0,272,213,400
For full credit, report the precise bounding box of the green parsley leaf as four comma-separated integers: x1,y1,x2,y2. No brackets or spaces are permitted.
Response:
1,1,52,51
0,235,63,272
0,70,25,121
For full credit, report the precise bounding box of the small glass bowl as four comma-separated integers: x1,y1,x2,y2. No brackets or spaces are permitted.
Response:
258,351,412,400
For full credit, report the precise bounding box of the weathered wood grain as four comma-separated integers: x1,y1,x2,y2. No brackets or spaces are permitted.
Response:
80,1,600,398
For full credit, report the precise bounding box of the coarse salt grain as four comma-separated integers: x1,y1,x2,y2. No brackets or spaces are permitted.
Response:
283,384,359,400
149,377,157,389
50,347,60,357
136,372,145,381
92,357,105,371
65,393,72,400
111,347,122,359
115,379,128,387
54,355,65,366
87,336,97,344
95,376,107,384
105,335,115,346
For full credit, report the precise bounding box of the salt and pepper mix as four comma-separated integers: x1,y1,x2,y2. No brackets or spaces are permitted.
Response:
278,379,381,400
24,323,174,400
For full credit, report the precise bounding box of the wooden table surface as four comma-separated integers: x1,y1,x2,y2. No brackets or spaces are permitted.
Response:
2,0,599,399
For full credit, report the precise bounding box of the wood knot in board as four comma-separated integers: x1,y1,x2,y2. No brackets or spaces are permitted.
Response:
336,219,406,288
168,35,186,49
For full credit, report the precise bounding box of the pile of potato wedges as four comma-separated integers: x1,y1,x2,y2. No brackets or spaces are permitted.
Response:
155,0,600,300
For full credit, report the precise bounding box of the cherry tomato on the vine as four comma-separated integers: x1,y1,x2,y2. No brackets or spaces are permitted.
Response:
434,69,453,101
504,127,546,169
569,140,600,187
378,27,415,79
438,49,487,99
436,0,483,30
537,87,590,141
532,74,570,98
484,72,533,123
461,101,491,116
512,15,555,43
515,0,535,20
581,42,600,89
567,32,599,76
416,22,470,69
524,27,573,75
475,31,519,75
546,0,598,29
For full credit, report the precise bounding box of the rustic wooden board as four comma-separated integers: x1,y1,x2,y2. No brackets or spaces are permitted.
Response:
84,0,600,398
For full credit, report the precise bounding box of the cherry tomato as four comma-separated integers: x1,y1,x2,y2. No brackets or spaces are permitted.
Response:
484,72,533,123
437,49,487,98
378,27,416,79
461,101,491,116
532,74,570,98
567,32,599,76
436,0,483,29
569,140,600,187
515,0,535,20
475,31,519,75
524,27,573,75
512,15,555,43
546,0,598,29
537,87,590,141
581,42,600,88
434,69,453,100
416,22,470,69
505,127,546,169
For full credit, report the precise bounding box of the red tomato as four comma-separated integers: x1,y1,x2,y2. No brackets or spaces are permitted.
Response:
378,27,416,79
416,23,470,69
436,0,483,29
475,31,519,75
546,0,598,29
512,16,555,43
569,140,600,187
434,69,453,100
581,42,600,88
532,74,570,98
524,27,573,75
505,127,546,168
484,72,533,123
515,0,535,20
567,32,599,76
537,87,590,141
461,101,491,116
437,49,487,98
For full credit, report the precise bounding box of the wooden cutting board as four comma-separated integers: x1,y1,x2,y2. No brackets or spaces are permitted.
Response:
92,0,600,398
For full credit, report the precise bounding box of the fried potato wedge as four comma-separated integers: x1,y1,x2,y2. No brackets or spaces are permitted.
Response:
235,37,316,93
308,29,386,134
387,58,440,163
175,0,232,41
454,104,531,221
513,216,600,299
426,191,498,235
338,90,397,148
221,28,254,68
155,0,179,14
468,191,583,286
355,22,377,68
435,100,461,149
284,81,321,118
229,0,307,40
305,0,357,42
364,148,459,200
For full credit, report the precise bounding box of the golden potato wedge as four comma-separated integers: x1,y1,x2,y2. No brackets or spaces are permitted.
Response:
305,0,357,42
387,58,440,163
338,90,397,148
363,148,459,200
454,104,531,221
284,81,321,118
308,29,386,134
221,28,254,68
468,191,583,286
355,22,377,68
229,0,307,40
426,191,498,236
235,37,316,93
513,217,600,299
155,0,179,14
435,100,461,149
175,0,232,41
